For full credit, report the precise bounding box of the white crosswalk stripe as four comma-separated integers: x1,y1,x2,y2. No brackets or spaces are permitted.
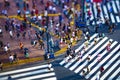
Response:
75,33,98,53
103,4,109,18
85,44,119,79
103,60,120,80
59,33,120,80
93,3,97,25
60,33,98,65
107,2,115,23
84,41,118,72
74,37,108,73
116,75,120,80
79,39,115,75
98,3,105,23
112,1,120,23
86,1,120,26
116,0,120,10
0,64,57,80
65,36,101,69
91,46,120,80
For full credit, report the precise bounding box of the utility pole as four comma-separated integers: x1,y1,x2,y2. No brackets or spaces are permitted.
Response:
82,0,85,22
44,16,55,60
46,16,49,53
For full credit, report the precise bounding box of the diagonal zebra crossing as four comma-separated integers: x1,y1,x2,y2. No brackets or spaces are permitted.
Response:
59,33,120,80
0,64,57,80
86,0,120,25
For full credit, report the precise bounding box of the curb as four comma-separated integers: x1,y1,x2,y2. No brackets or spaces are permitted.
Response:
0,15,83,69
2,41,77,69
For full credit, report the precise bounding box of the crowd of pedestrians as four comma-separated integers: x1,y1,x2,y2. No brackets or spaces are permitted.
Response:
0,0,84,68
85,0,117,33
0,1,118,79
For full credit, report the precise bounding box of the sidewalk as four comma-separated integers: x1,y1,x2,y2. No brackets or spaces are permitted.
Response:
0,0,83,70
0,20,82,70
0,15,83,70
1,40,79,69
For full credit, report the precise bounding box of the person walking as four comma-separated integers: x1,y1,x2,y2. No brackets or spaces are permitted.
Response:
0,61,3,71
48,62,52,70
22,31,26,39
87,54,91,63
9,54,14,64
19,42,24,50
77,51,83,61
100,66,104,73
17,8,21,17
82,66,90,75
4,45,9,54
97,54,101,62
94,37,98,45
9,30,13,39
24,48,29,58
95,26,99,33
106,40,112,51
33,40,37,47
0,27,3,37
13,53,18,62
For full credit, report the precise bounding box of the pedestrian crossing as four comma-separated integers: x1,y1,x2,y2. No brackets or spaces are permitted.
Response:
59,33,120,80
0,64,57,80
86,1,120,25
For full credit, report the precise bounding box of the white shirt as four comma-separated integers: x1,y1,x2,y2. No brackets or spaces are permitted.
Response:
83,68,87,74
48,64,52,68
17,10,21,13
70,37,73,43
9,31,13,36
72,32,75,37
9,55,14,61
4,46,8,52
49,6,52,10
44,10,48,16
56,23,60,27
0,29,2,33
38,16,42,20
4,10,7,15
